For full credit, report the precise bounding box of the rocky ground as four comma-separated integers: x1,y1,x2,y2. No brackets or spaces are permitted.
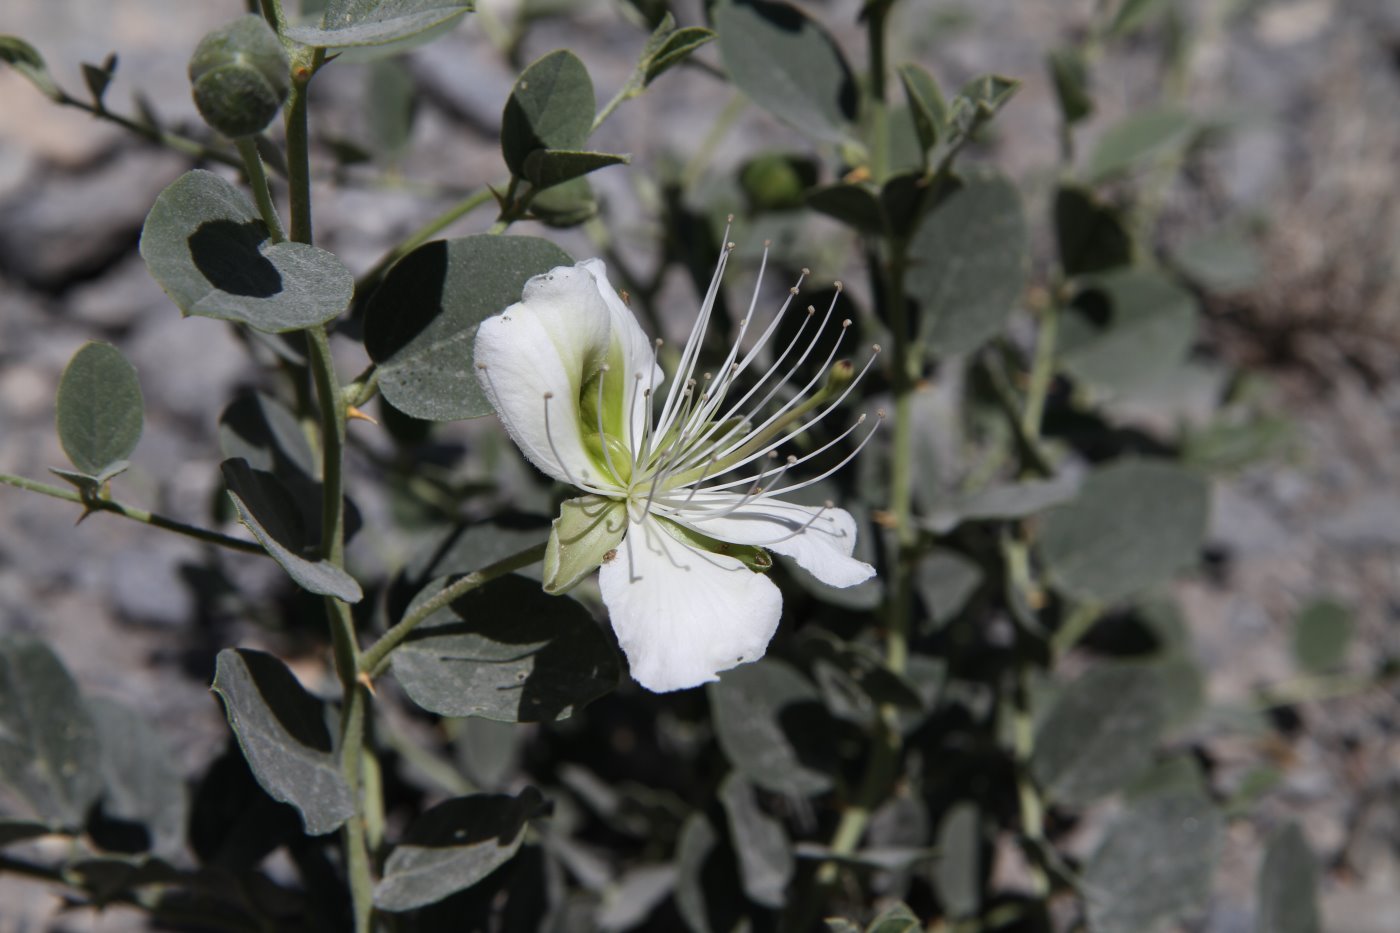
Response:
0,0,1397,930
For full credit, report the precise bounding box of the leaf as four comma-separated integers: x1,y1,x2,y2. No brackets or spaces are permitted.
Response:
522,148,629,190
210,648,354,836
714,0,857,143
914,549,983,630
806,183,884,234
1109,0,1171,37
1171,228,1262,292
501,50,596,177
55,341,144,478
88,701,187,858
81,52,117,107
366,57,417,163
1085,108,1196,183
544,496,627,595
284,0,472,48
934,803,982,919
718,773,793,908
373,788,547,912
1055,186,1133,276
0,636,102,830
222,458,364,603
866,902,921,933
596,864,676,931
1058,267,1198,393
1293,598,1353,674
897,62,946,152
140,171,353,333
907,170,1028,356
0,35,61,100
1256,824,1322,933
921,472,1082,534
390,574,619,722
219,392,317,482
363,235,572,420
1032,662,1170,806
928,74,1019,170
644,26,716,85
674,814,718,933
1038,460,1209,604
1047,47,1093,125
1083,792,1223,933
709,660,834,796
530,176,598,228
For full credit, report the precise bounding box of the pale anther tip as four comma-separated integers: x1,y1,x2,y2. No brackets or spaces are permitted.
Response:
877,408,888,419
786,455,797,464
726,213,735,223
857,413,867,423
726,241,736,250
872,343,883,353
476,363,487,370
802,267,811,276
824,499,834,508
763,238,772,247
841,318,852,328
834,280,843,290
789,286,799,295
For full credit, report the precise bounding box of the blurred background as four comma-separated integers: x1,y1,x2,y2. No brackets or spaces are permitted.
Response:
1,0,1398,929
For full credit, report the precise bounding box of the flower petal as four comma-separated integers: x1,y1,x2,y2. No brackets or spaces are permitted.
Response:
670,494,876,588
579,258,665,447
474,265,612,487
599,517,782,692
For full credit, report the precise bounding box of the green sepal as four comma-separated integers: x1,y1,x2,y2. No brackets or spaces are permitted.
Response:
544,496,628,595
660,519,773,574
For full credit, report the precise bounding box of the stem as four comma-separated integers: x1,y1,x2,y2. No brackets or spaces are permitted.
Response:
236,137,285,242
283,48,324,246
1011,669,1051,898
0,472,265,555
591,82,632,135
865,0,891,182
53,91,246,170
355,186,498,296
306,327,346,567
338,683,375,933
258,0,286,33
358,542,547,677
1021,300,1058,438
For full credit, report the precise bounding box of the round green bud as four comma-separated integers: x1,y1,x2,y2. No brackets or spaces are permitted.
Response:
188,15,290,138
739,154,816,213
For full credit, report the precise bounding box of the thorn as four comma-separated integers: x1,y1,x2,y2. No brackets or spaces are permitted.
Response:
346,405,378,425
843,165,871,184
871,509,898,529
356,671,378,696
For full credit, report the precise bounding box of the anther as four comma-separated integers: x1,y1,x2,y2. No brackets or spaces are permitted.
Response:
872,343,883,353
833,280,843,291
476,363,487,370
841,319,852,328
877,408,887,419
789,286,799,295
802,267,811,276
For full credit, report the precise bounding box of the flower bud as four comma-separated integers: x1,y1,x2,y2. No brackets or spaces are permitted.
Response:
188,15,289,138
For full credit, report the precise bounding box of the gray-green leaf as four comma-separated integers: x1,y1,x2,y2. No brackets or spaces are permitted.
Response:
210,648,354,836
934,803,982,919
1055,186,1133,277
522,148,629,191
709,660,834,796
714,0,857,143
1084,792,1223,933
501,50,596,178
391,574,619,722
0,636,102,830
373,788,546,911
1039,460,1209,605
0,35,62,100
718,773,793,908
140,171,353,333
1256,823,1322,933
907,170,1028,356
1058,267,1198,394
1032,662,1170,806
88,701,187,858
363,235,572,420
55,341,144,478
1085,107,1196,184
222,458,364,603
284,0,472,48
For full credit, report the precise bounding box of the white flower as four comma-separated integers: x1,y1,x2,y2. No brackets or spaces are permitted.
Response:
474,246,878,692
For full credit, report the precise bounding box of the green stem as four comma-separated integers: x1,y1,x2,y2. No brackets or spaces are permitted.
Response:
1010,668,1051,898
591,83,632,135
1021,300,1058,438
865,0,891,182
358,542,547,677
53,91,245,171
344,365,381,410
355,186,497,296
338,684,375,933
258,0,286,33
236,137,285,242
0,472,265,555
283,48,324,246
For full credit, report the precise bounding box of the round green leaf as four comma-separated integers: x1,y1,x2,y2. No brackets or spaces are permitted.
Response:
210,648,355,836
0,636,102,830
714,0,857,143
934,803,982,920
501,50,596,177
140,170,353,333
1038,460,1209,605
1292,598,1354,674
1031,662,1170,806
284,0,471,48
718,773,794,908
363,235,572,421
222,458,364,603
390,574,619,722
1085,107,1196,184
1058,268,1198,393
708,660,835,796
88,700,187,859
907,170,1028,356
55,341,144,478
1054,186,1133,277
1084,792,1223,933
373,789,546,912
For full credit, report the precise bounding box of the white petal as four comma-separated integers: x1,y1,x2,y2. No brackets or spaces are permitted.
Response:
474,265,612,488
670,494,876,588
599,517,782,693
579,258,665,444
